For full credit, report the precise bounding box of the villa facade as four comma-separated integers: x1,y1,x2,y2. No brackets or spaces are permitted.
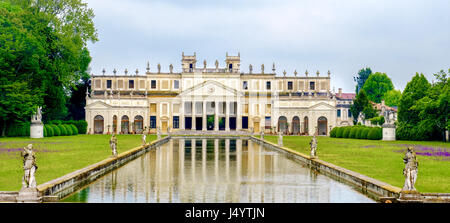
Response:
85,53,353,136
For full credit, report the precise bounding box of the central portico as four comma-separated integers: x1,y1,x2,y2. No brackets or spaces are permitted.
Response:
85,52,341,136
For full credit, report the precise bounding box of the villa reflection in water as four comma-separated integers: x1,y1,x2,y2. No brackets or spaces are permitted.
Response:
62,138,374,203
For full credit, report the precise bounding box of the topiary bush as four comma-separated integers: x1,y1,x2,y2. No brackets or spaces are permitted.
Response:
51,124,61,136
330,127,338,138
64,124,73,135
368,127,382,140
45,125,54,137
362,128,371,139
342,126,351,138
349,127,359,139
70,124,78,135
356,127,365,139
336,127,344,138
59,125,68,136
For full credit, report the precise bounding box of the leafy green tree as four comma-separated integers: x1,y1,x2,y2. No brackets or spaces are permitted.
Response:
397,73,431,124
383,89,402,107
361,72,394,103
0,0,97,130
350,89,377,124
355,67,372,93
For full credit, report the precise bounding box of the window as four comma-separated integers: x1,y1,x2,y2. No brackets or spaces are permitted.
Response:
243,81,248,90
348,110,352,118
288,81,293,90
129,80,134,89
337,109,341,118
242,116,248,129
107,80,112,89
229,64,233,72
173,116,179,129
265,104,271,114
174,80,179,89
150,116,156,128
266,81,271,90
265,117,271,129
309,81,315,90
151,80,157,89
184,102,192,115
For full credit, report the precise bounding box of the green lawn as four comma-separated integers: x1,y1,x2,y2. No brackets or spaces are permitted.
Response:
0,134,157,191
265,135,450,193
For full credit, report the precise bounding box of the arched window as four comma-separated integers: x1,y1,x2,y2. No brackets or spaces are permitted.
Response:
278,116,288,134
121,115,129,134
134,115,144,134
292,116,300,135
94,115,104,134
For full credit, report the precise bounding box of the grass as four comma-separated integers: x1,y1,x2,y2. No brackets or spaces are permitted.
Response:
0,134,157,191
265,135,450,193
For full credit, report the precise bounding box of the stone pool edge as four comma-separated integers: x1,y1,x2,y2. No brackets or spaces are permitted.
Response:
250,136,402,201
35,136,171,201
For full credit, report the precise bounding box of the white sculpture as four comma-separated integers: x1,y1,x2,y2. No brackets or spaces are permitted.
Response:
21,144,38,189
110,133,118,157
310,135,318,158
157,127,161,140
169,64,173,73
278,132,283,147
142,134,146,145
30,107,43,138
31,107,42,124
402,147,418,191
260,128,264,139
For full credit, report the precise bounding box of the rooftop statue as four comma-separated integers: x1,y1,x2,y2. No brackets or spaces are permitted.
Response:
157,63,161,73
169,64,173,73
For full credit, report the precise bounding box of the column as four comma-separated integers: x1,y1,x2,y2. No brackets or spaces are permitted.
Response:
214,100,219,131
181,101,185,130
237,100,242,130
192,101,196,130
225,101,230,131
202,101,207,131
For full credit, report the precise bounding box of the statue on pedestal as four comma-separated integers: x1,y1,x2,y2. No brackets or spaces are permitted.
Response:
169,64,173,73
310,135,318,158
278,132,283,147
110,133,118,157
402,147,418,191
260,127,264,139
142,134,146,145
31,107,42,124
157,127,161,140
21,144,38,189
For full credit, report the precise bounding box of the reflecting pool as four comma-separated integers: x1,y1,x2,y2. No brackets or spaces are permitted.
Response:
61,138,375,203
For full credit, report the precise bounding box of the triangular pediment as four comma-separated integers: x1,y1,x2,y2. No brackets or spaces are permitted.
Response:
179,80,243,97
86,100,112,109
309,102,335,110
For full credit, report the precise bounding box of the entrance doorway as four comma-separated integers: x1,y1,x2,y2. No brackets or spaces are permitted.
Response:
94,115,104,134
254,122,260,133
318,116,328,135
195,117,202,130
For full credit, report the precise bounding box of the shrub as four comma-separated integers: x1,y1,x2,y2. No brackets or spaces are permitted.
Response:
330,127,338,138
6,122,30,137
361,128,371,139
349,127,359,139
45,125,54,137
69,124,78,135
75,120,88,134
51,124,61,136
64,124,73,135
59,125,68,136
356,127,365,139
336,127,344,138
368,127,382,140
342,126,352,138
49,120,62,125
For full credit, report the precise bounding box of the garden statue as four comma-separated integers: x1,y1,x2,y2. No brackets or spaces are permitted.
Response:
21,144,38,189
142,134,146,145
402,147,418,191
260,127,264,139
157,127,161,140
278,132,283,147
167,126,171,136
310,135,318,158
31,107,42,124
110,133,118,157
30,107,44,138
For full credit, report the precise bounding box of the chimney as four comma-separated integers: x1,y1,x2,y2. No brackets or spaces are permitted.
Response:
338,88,342,97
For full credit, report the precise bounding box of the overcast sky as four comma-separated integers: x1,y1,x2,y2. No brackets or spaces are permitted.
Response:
86,0,450,92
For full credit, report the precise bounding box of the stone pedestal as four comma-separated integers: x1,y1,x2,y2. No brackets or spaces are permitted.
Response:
30,123,44,139
16,188,42,203
382,123,396,141
398,190,422,203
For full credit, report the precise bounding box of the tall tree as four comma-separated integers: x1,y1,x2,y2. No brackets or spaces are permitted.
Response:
397,73,431,124
0,0,97,127
355,67,372,93
350,89,376,124
361,72,394,103
383,89,402,107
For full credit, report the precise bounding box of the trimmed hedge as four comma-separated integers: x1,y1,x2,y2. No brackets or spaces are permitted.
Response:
45,125,54,137
59,125,68,136
51,124,61,136
330,125,382,140
5,122,30,137
70,124,78,135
